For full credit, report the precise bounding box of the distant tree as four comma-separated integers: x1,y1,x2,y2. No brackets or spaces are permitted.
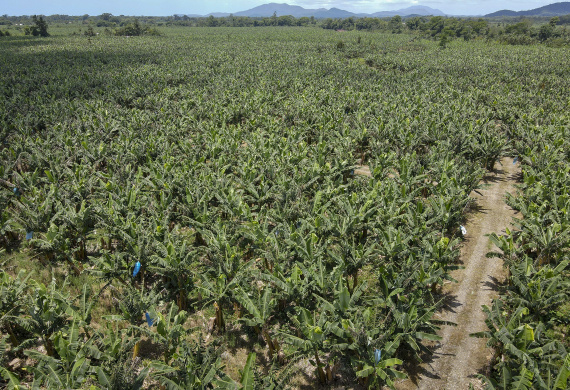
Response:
114,19,160,36
538,23,555,41
297,16,310,26
390,15,403,33
24,15,49,37
277,15,295,26
84,25,96,37
206,15,217,27
505,19,532,35
406,16,424,30
439,33,449,48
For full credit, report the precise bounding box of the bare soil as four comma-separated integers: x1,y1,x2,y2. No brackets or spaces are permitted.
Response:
395,158,521,390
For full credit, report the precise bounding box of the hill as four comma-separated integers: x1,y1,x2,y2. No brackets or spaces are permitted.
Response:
233,3,328,18
486,2,570,17
206,2,445,19
368,5,446,17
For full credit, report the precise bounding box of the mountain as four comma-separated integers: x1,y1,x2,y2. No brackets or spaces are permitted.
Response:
486,2,570,17
203,2,445,19
233,3,355,18
368,5,446,17
234,3,324,17
314,7,356,18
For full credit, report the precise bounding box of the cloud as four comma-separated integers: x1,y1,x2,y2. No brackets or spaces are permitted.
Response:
286,0,557,15
289,0,414,12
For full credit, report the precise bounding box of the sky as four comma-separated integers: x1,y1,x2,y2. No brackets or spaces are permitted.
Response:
3,0,561,17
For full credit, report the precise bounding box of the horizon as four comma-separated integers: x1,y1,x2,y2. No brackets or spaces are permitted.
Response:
2,0,564,17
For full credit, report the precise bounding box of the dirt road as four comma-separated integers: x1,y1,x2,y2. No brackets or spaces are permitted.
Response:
396,158,520,390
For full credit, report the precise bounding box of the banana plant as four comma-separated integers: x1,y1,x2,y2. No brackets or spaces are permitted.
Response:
200,220,245,281
0,336,21,389
478,355,570,390
234,287,278,359
0,269,30,348
214,352,256,390
355,342,406,390
151,240,196,311
328,242,376,295
487,227,519,269
67,284,96,339
58,200,94,262
198,261,251,333
520,222,569,266
104,285,162,359
257,264,306,311
20,277,71,357
138,303,187,364
150,336,226,390
24,320,98,389
509,259,569,318
279,307,332,384
95,346,149,390
378,267,447,361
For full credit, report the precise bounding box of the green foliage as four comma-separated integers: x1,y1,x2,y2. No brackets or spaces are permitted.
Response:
84,25,96,37
0,26,568,388
24,15,49,37
478,77,570,388
150,336,225,389
114,19,160,36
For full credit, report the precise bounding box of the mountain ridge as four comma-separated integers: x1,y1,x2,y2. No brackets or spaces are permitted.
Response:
201,2,445,18
485,2,570,17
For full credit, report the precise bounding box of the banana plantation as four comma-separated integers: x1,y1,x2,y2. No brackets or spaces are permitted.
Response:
0,27,569,389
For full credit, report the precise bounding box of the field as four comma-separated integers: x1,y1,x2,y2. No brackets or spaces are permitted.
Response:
1,26,569,389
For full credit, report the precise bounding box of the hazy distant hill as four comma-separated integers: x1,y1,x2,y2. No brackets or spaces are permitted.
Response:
233,3,324,17
313,7,356,19
368,6,446,17
486,2,570,17
203,2,445,19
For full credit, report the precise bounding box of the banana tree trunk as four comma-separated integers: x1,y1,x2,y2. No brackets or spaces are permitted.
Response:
177,276,187,311
214,301,225,332
233,302,241,318
45,337,55,357
263,258,273,272
262,328,276,359
314,348,327,384
65,255,82,276
6,323,18,347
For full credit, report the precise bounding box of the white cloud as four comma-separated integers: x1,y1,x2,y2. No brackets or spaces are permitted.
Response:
286,0,558,15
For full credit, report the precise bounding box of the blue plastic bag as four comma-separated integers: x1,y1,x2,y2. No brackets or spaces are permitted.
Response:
132,261,141,277
145,312,155,327
13,187,21,197
26,231,33,240
513,157,518,164
374,349,382,366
